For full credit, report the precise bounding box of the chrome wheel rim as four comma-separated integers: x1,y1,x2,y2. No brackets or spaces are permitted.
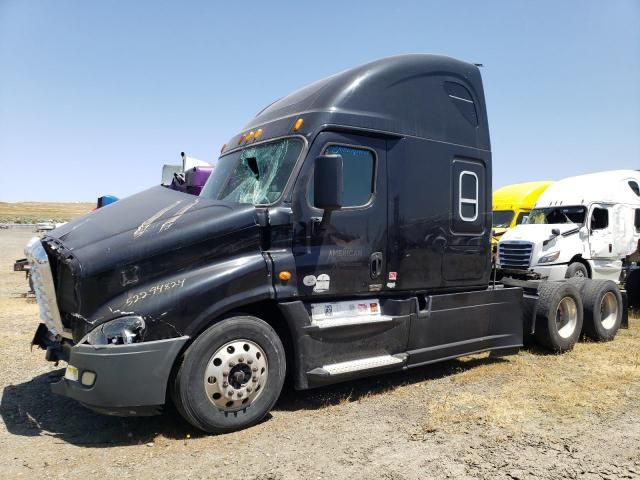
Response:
556,297,578,339
204,339,268,411
600,292,618,330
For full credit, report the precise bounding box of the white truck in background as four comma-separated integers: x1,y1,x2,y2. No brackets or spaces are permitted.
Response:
498,170,640,282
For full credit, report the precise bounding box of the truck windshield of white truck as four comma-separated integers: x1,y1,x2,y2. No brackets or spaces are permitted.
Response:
200,137,304,205
528,206,586,225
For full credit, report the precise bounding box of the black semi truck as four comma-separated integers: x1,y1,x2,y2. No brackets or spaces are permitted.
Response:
26,55,626,433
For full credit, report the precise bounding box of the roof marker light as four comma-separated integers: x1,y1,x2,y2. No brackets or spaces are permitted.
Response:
238,134,246,145
255,128,263,140
293,117,304,131
246,131,255,142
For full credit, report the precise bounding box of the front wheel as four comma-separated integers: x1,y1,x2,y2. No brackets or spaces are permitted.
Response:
565,262,589,279
172,316,286,433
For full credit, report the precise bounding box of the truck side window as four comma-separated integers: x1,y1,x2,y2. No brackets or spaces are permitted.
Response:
308,145,375,208
590,208,609,230
629,181,640,197
459,171,478,221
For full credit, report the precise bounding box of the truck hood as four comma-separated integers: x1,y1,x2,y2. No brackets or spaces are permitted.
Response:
500,223,581,244
45,186,260,278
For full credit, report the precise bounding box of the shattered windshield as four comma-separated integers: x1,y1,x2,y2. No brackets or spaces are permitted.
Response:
528,206,586,225
201,138,304,205
492,210,514,228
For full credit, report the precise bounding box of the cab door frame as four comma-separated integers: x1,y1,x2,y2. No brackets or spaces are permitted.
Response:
289,130,388,298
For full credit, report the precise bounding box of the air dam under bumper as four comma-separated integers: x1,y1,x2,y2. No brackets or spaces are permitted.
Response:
51,336,189,416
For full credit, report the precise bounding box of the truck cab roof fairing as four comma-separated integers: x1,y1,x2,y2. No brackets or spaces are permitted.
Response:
236,54,490,151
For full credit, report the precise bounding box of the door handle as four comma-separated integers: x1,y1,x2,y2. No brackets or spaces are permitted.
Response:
370,252,383,279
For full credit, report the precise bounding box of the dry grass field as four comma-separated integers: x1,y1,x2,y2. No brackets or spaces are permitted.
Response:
0,202,94,224
0,228,638,479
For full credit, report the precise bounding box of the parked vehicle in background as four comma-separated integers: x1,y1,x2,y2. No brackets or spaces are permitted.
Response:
498,170,640,282
492,181,553,249
163,152,214,195
26,55,627,434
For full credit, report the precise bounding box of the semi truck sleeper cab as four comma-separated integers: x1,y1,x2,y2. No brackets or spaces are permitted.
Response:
27,55,626,433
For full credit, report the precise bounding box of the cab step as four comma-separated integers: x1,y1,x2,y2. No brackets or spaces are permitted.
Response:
307,353,406,378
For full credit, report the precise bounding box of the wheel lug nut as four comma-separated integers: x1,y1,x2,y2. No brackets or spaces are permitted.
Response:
246,387,252,393
228,390,234,396
252,367,258,372
229,361,235,367
252,376,258,382
222,371,229,376
238,357,244,363
237,392,243,398
247,359,253,364
223,382,228,388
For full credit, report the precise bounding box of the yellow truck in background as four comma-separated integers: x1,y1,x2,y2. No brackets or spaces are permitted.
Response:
492,181,554,248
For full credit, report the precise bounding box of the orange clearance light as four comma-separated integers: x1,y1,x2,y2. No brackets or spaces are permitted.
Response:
278,271,292,281
293,117,304,131
238,134,246,145
254,128,263,140
246,130,255,142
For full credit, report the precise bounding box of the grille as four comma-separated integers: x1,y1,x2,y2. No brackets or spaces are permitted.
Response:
498,241,533,268
24,238,71,339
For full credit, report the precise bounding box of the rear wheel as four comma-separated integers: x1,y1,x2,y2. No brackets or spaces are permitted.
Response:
534,282,584,352
565,262,589,279
172,316,286,433
581,280,622,341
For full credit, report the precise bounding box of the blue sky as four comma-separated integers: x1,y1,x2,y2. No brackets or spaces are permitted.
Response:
1,0,638,202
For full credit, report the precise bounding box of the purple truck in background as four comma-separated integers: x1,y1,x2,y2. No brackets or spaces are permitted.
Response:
163,152,214,196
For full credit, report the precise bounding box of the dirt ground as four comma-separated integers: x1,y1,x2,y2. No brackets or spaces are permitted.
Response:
0,202,94,224
0,227,639,480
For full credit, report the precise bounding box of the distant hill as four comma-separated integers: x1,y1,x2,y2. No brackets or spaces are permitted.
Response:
0,202,95,224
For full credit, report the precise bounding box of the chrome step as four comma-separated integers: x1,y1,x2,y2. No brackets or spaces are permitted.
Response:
308,354,406,377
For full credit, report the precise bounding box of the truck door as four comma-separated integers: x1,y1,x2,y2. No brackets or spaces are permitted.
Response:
589,204,614,258
290,132,387,297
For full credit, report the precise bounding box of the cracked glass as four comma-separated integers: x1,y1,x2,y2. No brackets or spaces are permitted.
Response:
201,138,304,205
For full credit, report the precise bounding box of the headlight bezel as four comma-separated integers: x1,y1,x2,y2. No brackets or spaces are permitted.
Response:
83,315,146,346
538,251,561,264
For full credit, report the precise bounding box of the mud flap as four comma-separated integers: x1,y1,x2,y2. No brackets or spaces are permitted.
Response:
621,290,629,329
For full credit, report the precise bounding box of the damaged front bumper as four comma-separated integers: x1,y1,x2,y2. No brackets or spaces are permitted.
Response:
34,323,189,416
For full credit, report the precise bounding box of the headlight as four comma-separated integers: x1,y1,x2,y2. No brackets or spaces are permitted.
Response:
84,316,146,345
538,251,560,264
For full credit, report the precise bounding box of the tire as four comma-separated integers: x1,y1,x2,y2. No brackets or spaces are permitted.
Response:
627,269,640,309
581,280,622,341
172,316,286,433
565,262,589,279
534,282,584,352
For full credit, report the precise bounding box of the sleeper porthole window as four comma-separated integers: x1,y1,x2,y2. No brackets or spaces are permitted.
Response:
459,171,479,222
